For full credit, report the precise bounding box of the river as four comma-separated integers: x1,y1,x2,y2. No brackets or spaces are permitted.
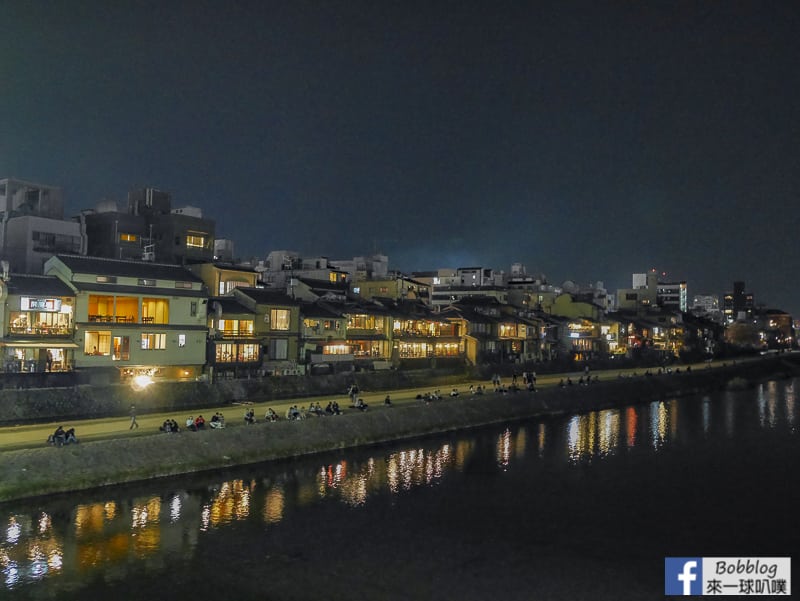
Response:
1,378,797,600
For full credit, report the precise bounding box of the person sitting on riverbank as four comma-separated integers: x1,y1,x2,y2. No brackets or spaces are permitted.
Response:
384,395,392,406
450,388,459,397
210,412,225,429
186,416,197,431
160,419,175,433
47,426,66,446
559,379,565,387
244,408,256,424
354,397,368,411
475,385,484,395
332,401,342,415
265,408,279,421
286,405,302,420
194,415,206,430
64,428,78,444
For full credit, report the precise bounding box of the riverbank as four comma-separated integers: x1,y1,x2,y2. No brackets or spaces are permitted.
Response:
1,356,798,503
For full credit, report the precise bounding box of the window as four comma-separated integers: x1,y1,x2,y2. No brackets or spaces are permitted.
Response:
270,309,290,330
190,301,197,317
141,298,169,324
175,281,194,289
119,233,137,242
238,343,259,362
219,280,247,295
186,234,205,248
96,275,117,284
138,278,157,286
215,343,235,362
84,331,111,356
178,334,186,347
141,333,166,350
31,231,81,253
269,338,288,360
113,336,130,361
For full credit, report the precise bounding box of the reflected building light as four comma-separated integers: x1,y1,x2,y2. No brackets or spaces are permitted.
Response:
340,473,368,507
702,398,711,435
263,487,285,524
47,549,63,572
200,505,211,532
169,495,182,523
515,428,527,459
454,440,473,471
567,415,580,462
757,384,767,428
3,559,19,588
650,402,668,450
767,381,778,429
6,518,21,545
27,545,47,580
669,400,678,439
586,412,597,458
597,409,620,457
496,429,512,469
37,513,51,535
208,480,251,527
387,456,400,494
131,497,161,530
104,502,117,522
537,423,546,456
625,407,638,448
786,383,796,430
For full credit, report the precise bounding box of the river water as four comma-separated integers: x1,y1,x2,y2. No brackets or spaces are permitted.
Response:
2,378,798,600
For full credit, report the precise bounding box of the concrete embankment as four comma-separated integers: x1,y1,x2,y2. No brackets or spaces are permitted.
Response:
1,356,798,503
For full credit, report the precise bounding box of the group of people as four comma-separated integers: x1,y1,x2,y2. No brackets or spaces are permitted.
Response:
47,425,77,446
159,418,180,433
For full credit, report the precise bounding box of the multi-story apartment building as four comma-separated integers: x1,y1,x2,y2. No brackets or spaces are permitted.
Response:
0,178,84,273
723,281,754,323
80,188,215,265
44,255,208,382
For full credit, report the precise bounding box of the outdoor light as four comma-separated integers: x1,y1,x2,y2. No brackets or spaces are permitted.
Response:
131,375,154,391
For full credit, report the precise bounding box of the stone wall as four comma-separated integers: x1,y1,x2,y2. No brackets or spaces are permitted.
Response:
0,367,470,425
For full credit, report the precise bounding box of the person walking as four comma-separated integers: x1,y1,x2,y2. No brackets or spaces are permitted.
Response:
129,404,139,429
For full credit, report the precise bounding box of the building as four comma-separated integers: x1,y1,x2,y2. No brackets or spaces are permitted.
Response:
0,272,77,374
656,281,687,312
0,178,64,219
723,281,754,323
0,178,83,273
44,255,208,382
81,188,215,265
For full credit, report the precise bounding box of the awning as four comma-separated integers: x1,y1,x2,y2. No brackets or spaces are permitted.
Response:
0,341,80,348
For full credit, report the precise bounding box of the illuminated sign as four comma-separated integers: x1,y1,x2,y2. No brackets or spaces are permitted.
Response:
21,297,62,312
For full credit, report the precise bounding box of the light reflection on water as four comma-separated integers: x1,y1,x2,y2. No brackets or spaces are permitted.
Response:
1,377,798,594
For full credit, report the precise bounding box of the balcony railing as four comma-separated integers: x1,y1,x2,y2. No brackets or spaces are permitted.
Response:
8,325,72,336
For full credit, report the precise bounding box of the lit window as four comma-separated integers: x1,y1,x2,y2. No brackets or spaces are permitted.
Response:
186,234,205,248
138,278,157,286
119,233,137,242
270,309,290,330
178,334,186,347
141,333,166,350
84,331,111,355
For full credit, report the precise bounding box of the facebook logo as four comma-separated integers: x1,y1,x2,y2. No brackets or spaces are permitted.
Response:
665,557,703,595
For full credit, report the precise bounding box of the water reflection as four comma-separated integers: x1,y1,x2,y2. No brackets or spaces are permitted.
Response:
2,377,798,594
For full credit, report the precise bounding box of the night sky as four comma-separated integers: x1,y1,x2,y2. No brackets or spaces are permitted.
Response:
2,1,799,314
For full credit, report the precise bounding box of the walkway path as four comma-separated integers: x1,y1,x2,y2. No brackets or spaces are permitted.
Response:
0,359,745,453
